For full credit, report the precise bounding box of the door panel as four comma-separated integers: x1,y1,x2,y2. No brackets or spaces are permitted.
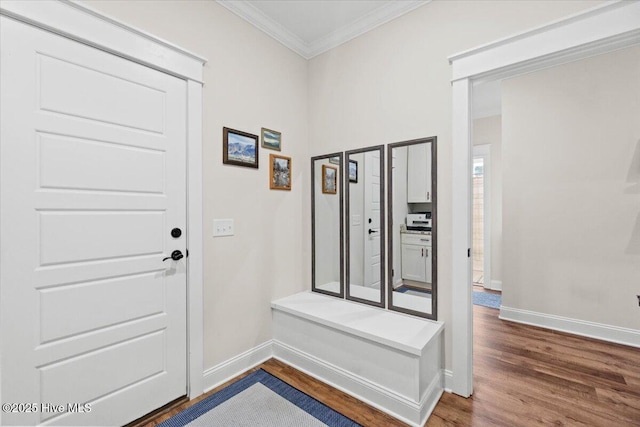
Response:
38,132,166,193
364,151,381,288
1,17,187,426
38,53,166,133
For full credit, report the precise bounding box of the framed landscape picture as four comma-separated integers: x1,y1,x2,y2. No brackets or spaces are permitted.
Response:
348,159,358,183
223,127,259,168
270,154,291,191
322,165,337,194
261,127,282,151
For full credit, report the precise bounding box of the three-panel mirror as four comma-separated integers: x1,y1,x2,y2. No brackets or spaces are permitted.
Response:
310,138,436,320
311,153,344,297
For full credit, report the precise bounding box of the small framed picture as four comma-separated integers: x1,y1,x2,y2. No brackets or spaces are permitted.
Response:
270,154,292,190
223,127,259,168
329,156,340,165
322,165,337,194
261,127,282,151
348,159,358,183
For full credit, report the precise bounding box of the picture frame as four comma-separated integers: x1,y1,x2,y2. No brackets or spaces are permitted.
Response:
261,127,282,151
329,156,340,165
348,159,358,183
322,165,337,194
223,127,259,168
270,154,292,190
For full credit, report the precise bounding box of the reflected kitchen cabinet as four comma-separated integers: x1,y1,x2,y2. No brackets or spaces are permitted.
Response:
407,142,432,203
401,233,432,283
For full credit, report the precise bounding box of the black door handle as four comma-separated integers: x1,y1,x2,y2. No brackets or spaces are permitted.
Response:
163,250,184,262
368,229,378,235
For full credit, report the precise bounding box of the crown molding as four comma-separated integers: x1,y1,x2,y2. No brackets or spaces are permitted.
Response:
307,1,430,58
216,0,308,58
216,1,430,60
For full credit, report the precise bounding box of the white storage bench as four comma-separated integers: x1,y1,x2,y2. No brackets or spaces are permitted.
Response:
271,292,444,426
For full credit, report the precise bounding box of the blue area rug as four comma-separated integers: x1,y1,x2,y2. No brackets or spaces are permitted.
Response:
158,369,360,427
473,291,502,309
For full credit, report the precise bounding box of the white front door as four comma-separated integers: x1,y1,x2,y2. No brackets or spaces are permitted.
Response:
0,18,187,426
363,151,381,288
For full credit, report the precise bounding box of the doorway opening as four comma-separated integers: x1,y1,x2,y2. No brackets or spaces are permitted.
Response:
472,157,485,286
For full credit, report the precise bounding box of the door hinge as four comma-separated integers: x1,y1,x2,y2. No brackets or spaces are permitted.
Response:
186,249,189,258
467,248,471,258
392,268,394,277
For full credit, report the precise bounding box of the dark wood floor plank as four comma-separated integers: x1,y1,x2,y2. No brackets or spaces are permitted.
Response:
137,302,639,427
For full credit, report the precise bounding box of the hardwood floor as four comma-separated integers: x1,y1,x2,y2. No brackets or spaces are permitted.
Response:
139,306,640,427
429,305,640,426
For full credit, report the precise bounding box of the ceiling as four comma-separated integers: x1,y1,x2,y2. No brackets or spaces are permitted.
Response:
217,1,429,59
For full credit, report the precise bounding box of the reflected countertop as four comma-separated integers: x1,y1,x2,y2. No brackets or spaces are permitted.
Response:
399,224,432,235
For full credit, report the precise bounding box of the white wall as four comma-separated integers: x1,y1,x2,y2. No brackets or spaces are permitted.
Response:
501,45,640,330
314,159,340,286
83,0,310,369
307,0,604,370
473,115,503,284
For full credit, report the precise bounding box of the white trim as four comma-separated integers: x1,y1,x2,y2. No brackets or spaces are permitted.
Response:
473,144,491,291
215,0,308,58
202,341,274,393
490,280,502,292
0,0,207,408
306,1,430,59
273,340,441,427
449,0,640,398
451,78,474,398
0,0,206,82
187,80,205,398
442,369,453,393
216,0,429,59
448,1,640,81
500,307,640,348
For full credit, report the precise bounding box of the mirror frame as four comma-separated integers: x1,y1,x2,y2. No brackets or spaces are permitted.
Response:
386,137,438,320
311,152,344,298
345,145,385,308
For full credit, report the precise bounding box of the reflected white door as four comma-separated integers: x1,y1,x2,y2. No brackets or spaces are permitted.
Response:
0,18,187,426
363,151,381,288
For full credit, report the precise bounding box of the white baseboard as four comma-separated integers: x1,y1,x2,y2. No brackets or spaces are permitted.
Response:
500,306,640,348
272,340,439,427
202,340,274,392
443,369,453,393
490,280,502,291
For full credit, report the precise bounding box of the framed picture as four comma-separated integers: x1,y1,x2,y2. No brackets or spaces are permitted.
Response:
223,127,258,168
329,156,340,165
270,154,292,190
348,159,358,183
261,127,282,151
322,165,337,194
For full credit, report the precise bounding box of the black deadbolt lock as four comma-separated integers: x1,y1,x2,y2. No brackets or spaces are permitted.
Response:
171,228,182,238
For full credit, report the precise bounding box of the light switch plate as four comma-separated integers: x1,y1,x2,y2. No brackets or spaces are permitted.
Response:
213,219,234,237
